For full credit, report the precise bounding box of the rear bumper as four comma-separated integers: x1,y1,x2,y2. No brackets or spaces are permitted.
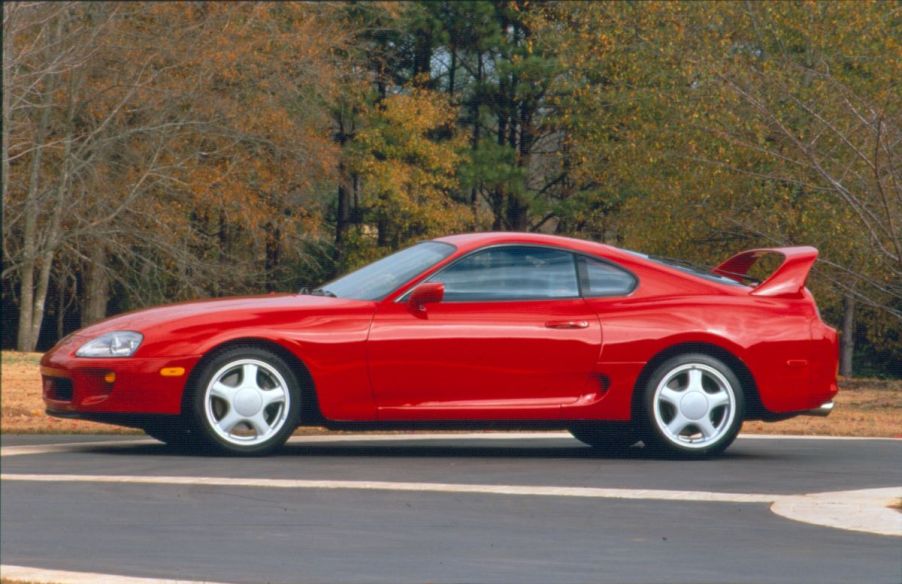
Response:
809,321,840,406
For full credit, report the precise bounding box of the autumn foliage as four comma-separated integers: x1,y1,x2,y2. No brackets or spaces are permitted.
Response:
2,1,899,376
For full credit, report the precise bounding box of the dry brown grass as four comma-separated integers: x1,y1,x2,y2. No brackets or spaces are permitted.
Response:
1,351,139,434
743,377,902,438
2,351,899,437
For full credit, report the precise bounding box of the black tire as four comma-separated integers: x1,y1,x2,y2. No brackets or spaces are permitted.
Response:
187,346,302,456
637,353,744,458
568,422,638,452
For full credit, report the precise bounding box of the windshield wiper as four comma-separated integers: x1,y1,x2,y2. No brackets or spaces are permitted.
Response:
307,287,336,297
299,286,336,297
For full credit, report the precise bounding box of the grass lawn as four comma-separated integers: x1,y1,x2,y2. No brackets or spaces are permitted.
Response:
2,350,899,437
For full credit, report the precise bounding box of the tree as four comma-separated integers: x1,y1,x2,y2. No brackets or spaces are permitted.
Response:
346,88,470,261
2,2,348,349
536,0,901,373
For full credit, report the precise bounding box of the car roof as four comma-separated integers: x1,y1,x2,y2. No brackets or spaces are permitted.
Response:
435,232,636,262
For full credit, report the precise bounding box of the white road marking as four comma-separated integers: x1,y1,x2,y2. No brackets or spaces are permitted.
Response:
0,472,777,503
770,487,902,537
2,431,897,459
286,432,902,442
2,472,899,536
0,433,575,458
286,432,573,444
738,434,900,441
0,564,228,584
0,438,154,457
2,433,899,538
1,489,897,584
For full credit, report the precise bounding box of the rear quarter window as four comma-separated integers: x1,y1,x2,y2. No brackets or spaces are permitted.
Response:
581,257,637,296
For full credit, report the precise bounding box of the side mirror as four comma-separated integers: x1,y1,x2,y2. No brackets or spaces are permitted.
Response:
408,282,444,311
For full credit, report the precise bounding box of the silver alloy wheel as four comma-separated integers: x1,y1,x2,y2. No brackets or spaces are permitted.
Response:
652,363,736,450
203,358,290,447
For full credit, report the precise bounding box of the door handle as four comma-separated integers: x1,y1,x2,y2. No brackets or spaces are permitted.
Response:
545,320,589,329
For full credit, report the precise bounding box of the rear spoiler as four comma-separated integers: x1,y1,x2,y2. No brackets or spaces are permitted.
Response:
712,246,818,298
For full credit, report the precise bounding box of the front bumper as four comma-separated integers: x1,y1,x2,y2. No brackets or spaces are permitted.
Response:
41,341,200,416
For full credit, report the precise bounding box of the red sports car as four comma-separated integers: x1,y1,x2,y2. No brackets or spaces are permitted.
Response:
41,232,838,457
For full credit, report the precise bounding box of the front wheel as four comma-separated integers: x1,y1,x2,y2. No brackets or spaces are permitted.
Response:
188,347,301,456
638,353,744,458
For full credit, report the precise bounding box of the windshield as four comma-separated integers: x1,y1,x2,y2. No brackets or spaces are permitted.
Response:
317,241,456,300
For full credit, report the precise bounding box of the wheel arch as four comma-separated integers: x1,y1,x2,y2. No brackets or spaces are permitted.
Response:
630,341,767,421
182,337,322,425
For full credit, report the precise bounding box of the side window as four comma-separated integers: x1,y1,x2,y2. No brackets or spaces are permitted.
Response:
581,257,636,296
431,246,579,301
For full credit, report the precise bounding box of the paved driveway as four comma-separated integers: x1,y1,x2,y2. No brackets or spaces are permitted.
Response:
2,433,900,584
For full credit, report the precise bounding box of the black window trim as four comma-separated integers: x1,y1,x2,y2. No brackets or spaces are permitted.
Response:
395,243,638,303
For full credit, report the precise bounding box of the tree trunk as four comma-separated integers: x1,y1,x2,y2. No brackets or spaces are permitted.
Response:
15,8,71,351
448,48,457,98
506,201,529,231
377,212,388,247
1,3,14,201
16,66,54,351
491,108,508,230
27,20,77,348
264,224,281,292
335,161,350,246
413,27,432,87
56,278,66,340
30,246,56,347
839,293,855,376
82,244,109,325
334,111,351,251
29,144,73,347
468,53,483,224
17,255,35,350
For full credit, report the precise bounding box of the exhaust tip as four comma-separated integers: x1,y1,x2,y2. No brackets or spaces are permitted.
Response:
800,401,835,417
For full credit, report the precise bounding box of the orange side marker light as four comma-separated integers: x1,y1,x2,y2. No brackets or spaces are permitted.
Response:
160,367,185,377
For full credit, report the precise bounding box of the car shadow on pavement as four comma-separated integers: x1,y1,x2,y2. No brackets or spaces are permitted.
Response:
82,440,767,461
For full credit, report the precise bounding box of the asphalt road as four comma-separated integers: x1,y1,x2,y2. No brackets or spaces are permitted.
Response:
2,433,900,584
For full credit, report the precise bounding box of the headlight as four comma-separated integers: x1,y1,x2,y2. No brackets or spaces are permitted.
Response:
75,331,143,358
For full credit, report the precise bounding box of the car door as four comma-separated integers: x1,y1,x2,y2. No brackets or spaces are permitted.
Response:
367,245,603,420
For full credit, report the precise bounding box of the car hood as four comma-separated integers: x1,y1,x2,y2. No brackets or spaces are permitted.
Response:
73,293,366,338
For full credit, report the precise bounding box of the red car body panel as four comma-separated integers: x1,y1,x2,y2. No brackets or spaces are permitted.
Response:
41,232,838,427
368,298,602,420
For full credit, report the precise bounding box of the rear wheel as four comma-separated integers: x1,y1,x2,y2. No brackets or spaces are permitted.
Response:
188,346,301,456
568,423,638,452
638,353,744,458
